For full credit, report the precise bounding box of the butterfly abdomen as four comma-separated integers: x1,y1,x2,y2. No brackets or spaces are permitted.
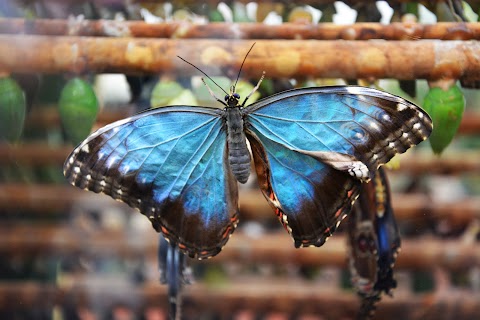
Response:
225,107,251,184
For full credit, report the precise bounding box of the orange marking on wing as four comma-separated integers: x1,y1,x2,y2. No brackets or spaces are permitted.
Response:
334,208,343,219
161,226,169,235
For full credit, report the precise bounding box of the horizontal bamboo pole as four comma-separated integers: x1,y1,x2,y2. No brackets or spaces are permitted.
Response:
0,183,478,228
4,281,477,320
22,106,480,135
1,37,480,80
0,224,479,271
2,143,480,174
24,105,134,129
2,19,480,40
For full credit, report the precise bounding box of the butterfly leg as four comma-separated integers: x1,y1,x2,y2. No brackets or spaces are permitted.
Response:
242,71,265,107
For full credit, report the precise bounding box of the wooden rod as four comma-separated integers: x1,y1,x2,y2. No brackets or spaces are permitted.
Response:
0,279,480,320
2,143,480,174
0,184,478,227
1,281,480,319
1,37,479,80
2,19,480,40
21,107,480,136
0,224,478,271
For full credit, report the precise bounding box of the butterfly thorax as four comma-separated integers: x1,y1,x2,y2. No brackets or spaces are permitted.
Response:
225,103,251,184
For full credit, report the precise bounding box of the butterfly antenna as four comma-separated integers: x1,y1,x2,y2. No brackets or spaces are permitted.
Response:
233,42,256,92
177,56,228,96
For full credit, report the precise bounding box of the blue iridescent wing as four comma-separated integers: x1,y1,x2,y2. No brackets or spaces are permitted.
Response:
248,133,361,247
244,86,431,247
63,106,238,259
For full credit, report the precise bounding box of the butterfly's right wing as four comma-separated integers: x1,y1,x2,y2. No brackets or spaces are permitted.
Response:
64,106,238,259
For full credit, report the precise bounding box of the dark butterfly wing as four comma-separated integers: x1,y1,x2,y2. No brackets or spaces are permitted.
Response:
64,106,239,259
348,167,400,320
373,167,400,295
158,236,190,320
244,86,431,247
347,188,378,297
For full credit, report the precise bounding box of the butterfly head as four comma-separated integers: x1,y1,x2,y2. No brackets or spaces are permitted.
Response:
224,86,241,108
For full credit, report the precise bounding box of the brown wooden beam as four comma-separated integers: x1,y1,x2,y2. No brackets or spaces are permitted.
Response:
0,223,479,271
1,279,480,320
2,19,480,40
21,106,480,135
1,37,479,80
2,144,480,174
0,184,478,228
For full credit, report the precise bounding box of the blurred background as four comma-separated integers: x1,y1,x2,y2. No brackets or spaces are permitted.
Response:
1,1,480,319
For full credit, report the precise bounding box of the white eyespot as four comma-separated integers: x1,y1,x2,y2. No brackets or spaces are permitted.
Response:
85,174,91,181
388,142,395,148
100,180,106,187
73,167,80,174
413,123,421,130
117,189,123,195
397,103,408,111
418,112,424,119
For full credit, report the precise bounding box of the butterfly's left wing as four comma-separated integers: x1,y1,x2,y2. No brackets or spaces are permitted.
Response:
64,106,238,259
244,86,431,247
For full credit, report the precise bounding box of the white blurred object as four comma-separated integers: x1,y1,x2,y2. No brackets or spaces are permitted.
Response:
94,74,131,107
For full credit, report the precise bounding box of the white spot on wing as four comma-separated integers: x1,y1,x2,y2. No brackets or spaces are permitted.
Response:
73,167,80,174
370,122,380,130
345,87,365,95
106,156,118,169
81,144,90,153
397,103,408,111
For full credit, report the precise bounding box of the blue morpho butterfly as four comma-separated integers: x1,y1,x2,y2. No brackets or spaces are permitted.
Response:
64,45,432,259
347,166,400,319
